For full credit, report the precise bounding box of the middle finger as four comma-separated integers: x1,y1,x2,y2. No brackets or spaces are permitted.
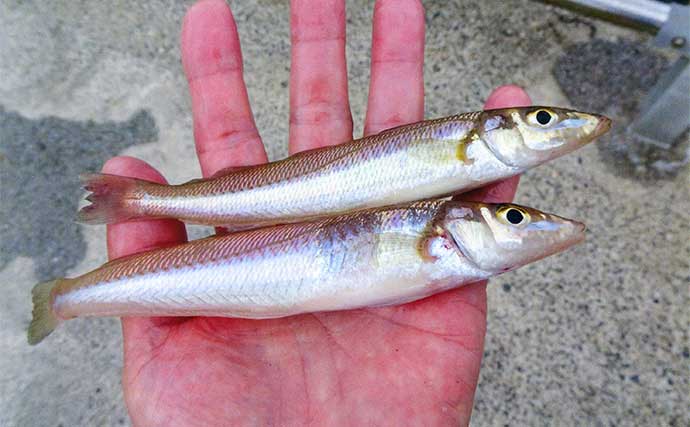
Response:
289,0,353,154
364,0,425,136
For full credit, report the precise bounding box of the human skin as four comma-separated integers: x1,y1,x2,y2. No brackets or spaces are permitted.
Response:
104,0,532,425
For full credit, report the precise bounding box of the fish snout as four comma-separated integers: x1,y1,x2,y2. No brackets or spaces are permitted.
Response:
594,115,612,137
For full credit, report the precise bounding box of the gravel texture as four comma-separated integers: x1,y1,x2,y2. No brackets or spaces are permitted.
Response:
0,107,157,280
1,1,688,426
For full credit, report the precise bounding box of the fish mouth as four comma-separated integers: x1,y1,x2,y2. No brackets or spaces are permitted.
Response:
572,114,611,149
593,115,612,137
567,220,587,247
573,220,587,242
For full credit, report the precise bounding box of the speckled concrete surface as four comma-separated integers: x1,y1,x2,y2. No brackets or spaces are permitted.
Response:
1,1,688,426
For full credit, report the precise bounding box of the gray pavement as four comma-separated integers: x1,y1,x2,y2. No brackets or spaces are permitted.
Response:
1,1,688,426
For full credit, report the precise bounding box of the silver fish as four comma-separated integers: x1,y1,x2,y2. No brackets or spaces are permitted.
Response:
78,107,610,229
30,200,585,344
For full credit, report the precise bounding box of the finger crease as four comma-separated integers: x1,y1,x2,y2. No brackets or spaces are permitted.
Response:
196,129,262,157
290,102,351,126
186,66,243,84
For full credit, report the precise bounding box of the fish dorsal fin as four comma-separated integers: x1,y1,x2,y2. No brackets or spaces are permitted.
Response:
178,165,256,186
208,164,257,179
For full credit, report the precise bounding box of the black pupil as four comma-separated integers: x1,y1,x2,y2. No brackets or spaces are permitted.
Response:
506,209,524,224
536,110,552,125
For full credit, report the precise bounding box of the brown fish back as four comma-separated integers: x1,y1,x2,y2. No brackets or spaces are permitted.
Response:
162,114,479,197
68,200,445,291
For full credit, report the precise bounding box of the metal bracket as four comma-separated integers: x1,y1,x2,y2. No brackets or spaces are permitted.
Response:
546,0,690,148
629,55,690,148
654,4,690,55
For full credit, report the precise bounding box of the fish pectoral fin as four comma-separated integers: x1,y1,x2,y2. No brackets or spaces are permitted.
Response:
456,132,478,165
418,234,458,263
373,232,427,267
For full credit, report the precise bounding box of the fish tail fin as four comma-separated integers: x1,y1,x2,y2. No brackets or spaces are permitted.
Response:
77,173,151,224
28,279,63,345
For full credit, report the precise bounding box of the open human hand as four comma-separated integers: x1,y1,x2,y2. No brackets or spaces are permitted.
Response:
104,0,531,425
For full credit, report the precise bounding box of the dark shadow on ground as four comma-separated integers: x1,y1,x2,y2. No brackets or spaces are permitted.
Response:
554,38,688,180
0,107,157,280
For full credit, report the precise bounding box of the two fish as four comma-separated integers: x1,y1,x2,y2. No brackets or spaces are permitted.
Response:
28,106,611,344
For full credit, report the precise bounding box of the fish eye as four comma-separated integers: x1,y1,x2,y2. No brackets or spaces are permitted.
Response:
506,208,524,224
527,109,557,127
536,110,552,125
497,205,530,226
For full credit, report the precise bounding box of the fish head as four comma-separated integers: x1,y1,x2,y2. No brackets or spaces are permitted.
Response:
440,202,585,273
478,106,611,169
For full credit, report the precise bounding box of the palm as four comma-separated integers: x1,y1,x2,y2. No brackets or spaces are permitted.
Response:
106,1,531,425
122,290,486,426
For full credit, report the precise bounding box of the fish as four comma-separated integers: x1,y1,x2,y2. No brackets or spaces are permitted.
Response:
77,106,610,229
29,199,585,344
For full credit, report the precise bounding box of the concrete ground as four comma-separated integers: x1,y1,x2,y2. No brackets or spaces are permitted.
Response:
1,0,688,425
